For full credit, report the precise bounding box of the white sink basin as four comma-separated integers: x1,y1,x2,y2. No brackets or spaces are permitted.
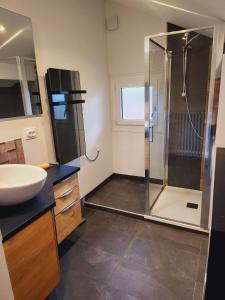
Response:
0,164,47,206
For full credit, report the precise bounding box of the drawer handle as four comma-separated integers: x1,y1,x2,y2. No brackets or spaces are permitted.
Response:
57,186,76,200
61,202,76,214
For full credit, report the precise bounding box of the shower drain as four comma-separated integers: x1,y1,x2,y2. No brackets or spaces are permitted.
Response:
186,202,198,209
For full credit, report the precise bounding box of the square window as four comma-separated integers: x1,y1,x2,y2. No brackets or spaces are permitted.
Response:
121,86,145,121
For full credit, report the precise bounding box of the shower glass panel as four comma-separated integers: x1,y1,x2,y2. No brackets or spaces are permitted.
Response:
145,39,167,213
145,27,218,230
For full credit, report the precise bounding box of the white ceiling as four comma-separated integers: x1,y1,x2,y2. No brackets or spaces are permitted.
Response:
0,1,224,59
112,0,225,29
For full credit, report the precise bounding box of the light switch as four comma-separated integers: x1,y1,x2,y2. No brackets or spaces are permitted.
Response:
24,127,37,140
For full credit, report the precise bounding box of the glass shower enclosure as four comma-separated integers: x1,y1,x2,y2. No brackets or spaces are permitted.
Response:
144,25,225,232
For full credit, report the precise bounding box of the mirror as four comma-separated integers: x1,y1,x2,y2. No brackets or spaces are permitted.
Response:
0,7,42,119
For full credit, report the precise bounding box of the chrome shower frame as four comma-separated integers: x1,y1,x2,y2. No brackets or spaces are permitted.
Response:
144,24,225,231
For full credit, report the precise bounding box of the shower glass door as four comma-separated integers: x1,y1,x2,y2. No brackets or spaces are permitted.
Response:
144,26,225,231
145,38,168,213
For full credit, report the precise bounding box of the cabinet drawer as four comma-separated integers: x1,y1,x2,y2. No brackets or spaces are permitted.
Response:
54,185,80,216
53,174,79,199
55,200,82,244
53,174,80,216
4,211,60,300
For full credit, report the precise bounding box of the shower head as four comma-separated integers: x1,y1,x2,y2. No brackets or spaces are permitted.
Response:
182,33,189,46
182,32,189,40
183,33,200,50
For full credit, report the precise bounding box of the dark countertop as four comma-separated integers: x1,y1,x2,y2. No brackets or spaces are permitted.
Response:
0,164,80,242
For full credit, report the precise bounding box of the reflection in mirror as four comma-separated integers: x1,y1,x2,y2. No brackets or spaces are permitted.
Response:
0,7,42,119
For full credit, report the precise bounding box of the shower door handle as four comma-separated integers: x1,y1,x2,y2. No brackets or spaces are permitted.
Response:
149,126,154,142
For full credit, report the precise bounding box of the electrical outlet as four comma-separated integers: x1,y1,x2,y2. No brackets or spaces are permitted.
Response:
24,127,37,140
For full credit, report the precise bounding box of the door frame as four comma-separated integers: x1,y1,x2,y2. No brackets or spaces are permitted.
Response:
144,38,168,214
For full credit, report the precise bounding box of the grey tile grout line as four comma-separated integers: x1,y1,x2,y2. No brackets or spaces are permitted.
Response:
104,222,192,300
192,283,197,300
99,223,142,295
192,257,201,300
84,209,206,297
192,238,206,300
59,209,206,300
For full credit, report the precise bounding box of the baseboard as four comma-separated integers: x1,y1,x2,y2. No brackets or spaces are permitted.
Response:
150,178,164,185
112,173,162,184
112,173,145,182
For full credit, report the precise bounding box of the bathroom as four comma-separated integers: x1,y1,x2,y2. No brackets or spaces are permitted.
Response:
0,0,225,299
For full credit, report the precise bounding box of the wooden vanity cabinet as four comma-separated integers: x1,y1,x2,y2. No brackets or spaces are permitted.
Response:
53,173,83,243
3,211,60,300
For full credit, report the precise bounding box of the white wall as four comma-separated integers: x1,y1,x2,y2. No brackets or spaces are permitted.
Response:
105,0,166,177
0,0,112,197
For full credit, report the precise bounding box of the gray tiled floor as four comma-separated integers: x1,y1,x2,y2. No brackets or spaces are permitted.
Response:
48,208,208,300
86,177,146,214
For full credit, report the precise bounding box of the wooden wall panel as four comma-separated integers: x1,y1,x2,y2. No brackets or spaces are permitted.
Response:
0,139,25,164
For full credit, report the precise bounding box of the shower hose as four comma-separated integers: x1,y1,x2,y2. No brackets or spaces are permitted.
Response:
182,46,203,140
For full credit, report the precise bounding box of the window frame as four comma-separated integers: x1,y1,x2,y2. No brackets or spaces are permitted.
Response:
114,75,145,126
120,85,145,122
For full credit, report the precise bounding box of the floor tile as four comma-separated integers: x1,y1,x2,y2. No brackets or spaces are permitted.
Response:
48,208,208,300
58,271,103,300
108,259,192,300
72,210,140,257
193,282,205,300
60,239,119,282
137,220,204,254
121,236,198,297
201,236,209,256
87,177,145,214
196,254,207,283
